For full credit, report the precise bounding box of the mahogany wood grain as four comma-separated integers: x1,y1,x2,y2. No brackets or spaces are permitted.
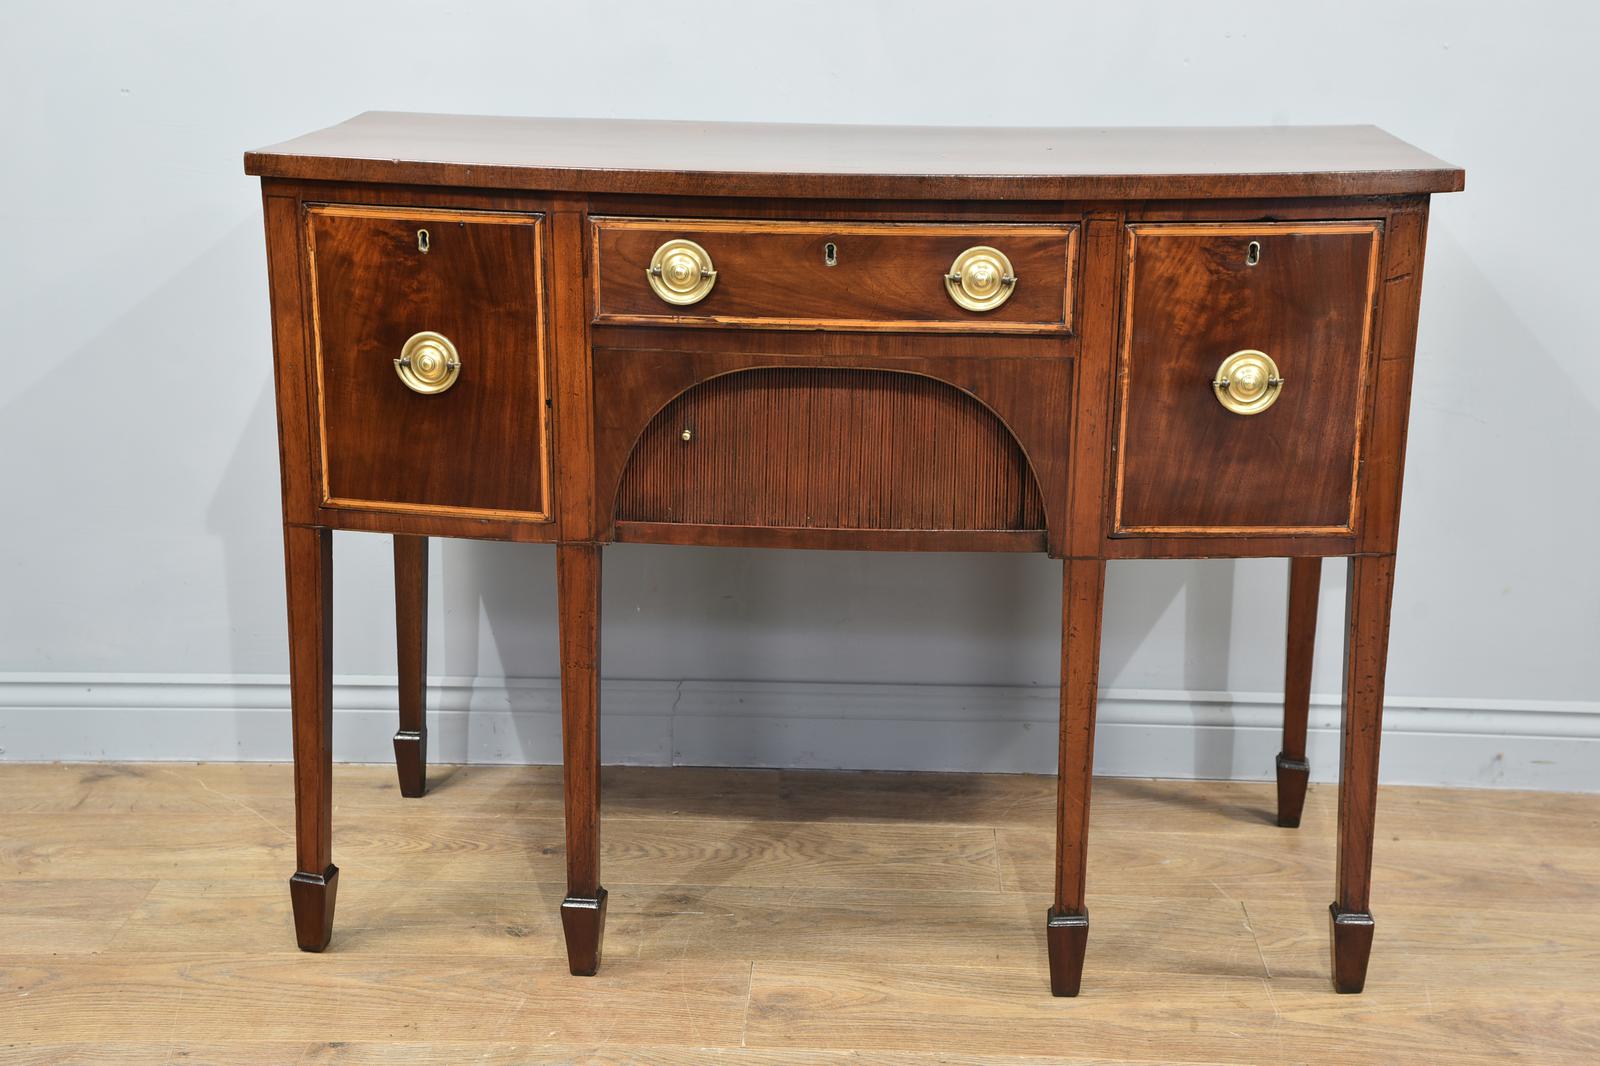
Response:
261,191,318,527
1357,204,1430,555
1048,556,1105,996
1115,222,1381,534
613,522,1043,553
592,218,1076,333
245,113,1464,201
1065,214,1123,558
557,542,606,975
306,504,558,543
1102,535,1356,560
549,202,599,542
305,205,552,519
1278,556,1321,828
283,524,336,952
616,368,1045,532
392,535,428,799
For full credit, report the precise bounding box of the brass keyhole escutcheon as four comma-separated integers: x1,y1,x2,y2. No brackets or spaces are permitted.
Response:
647,239,717,305
395,331,461,395
417,229,430,254
1212,349,1284,415
945,246,1017,312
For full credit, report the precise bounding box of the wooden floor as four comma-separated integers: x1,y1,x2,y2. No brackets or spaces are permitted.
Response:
1,763,1597,1064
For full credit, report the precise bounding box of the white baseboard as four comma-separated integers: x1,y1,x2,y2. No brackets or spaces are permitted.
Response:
0,673,1595,791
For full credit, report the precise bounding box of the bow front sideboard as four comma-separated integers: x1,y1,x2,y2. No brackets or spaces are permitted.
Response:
244,113,1462,996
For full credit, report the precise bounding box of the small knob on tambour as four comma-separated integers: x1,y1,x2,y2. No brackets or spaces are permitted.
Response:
647,239,717,305
1211,349,1284,415
945,246,1017,312
394,331,461,395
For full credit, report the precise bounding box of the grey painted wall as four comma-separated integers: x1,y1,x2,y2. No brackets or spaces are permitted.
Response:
1,1,1596,780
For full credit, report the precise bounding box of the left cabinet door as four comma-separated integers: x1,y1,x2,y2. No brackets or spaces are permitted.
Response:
306,204,552,520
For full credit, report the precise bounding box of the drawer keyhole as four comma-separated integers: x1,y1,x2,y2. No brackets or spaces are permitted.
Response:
417,229,430,254
1245,240,1260,266
824,242,838,267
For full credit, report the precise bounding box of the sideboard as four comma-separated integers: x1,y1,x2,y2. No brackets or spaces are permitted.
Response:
244,113,1463,996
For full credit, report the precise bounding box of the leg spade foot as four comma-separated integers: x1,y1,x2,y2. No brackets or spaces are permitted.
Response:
289,865,339,952
560,887,609,976
1045,908,1090,997
393,729,427,798
1275,752,1311,828
1278,557,1320,828
1329,904,1376,993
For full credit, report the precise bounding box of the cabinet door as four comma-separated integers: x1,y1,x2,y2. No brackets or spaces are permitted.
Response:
306,205,551,520
1114,221,1381,535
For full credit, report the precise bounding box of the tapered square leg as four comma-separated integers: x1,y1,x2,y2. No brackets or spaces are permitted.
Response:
289,865,339,952
284,526,338,951
393,535,429,798
1049,558,1106,997
1045,908,1090,997
561,887,609,976
557,544,606,976
1278,556,1321,828
1330,554,1396,994
1329,904,1376,993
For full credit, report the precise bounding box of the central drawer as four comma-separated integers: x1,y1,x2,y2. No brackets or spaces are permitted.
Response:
591,218,1077,332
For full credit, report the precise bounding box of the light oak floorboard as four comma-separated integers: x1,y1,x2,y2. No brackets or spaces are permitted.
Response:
0,762,1596,1063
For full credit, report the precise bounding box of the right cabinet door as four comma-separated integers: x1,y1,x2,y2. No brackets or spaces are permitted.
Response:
1115,221,1382,535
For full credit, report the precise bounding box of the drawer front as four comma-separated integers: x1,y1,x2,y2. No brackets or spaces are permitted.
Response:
592,218,1076,332
306,204,551,520
1115,221,1382,535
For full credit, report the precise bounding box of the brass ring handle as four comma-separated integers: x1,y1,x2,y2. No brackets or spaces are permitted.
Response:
945,246,1017,312
395,331,461,395
1212,349,1284,415
647,239,717,305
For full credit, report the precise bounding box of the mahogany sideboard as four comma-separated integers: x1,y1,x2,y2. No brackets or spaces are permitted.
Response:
244,113,1463,996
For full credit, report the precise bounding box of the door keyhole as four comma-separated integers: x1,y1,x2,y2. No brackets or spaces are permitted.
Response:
824,242,838,267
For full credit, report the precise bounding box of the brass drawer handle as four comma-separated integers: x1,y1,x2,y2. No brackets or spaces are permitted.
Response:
395,331,461,395
945,246,1017,312
647,239,717,305
1212,349,1284,415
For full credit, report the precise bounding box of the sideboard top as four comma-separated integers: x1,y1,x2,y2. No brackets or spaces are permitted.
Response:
245,112,1463,201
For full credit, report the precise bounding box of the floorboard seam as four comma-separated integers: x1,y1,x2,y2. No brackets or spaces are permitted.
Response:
739,959,756,1047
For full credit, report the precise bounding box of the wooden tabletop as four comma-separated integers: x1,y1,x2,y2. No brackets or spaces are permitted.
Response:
245,112,1463,201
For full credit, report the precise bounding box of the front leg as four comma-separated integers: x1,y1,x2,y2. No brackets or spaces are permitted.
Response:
557,543,607,975
1047,557,1106,996
1330,553,1397,993
284,525,337,951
